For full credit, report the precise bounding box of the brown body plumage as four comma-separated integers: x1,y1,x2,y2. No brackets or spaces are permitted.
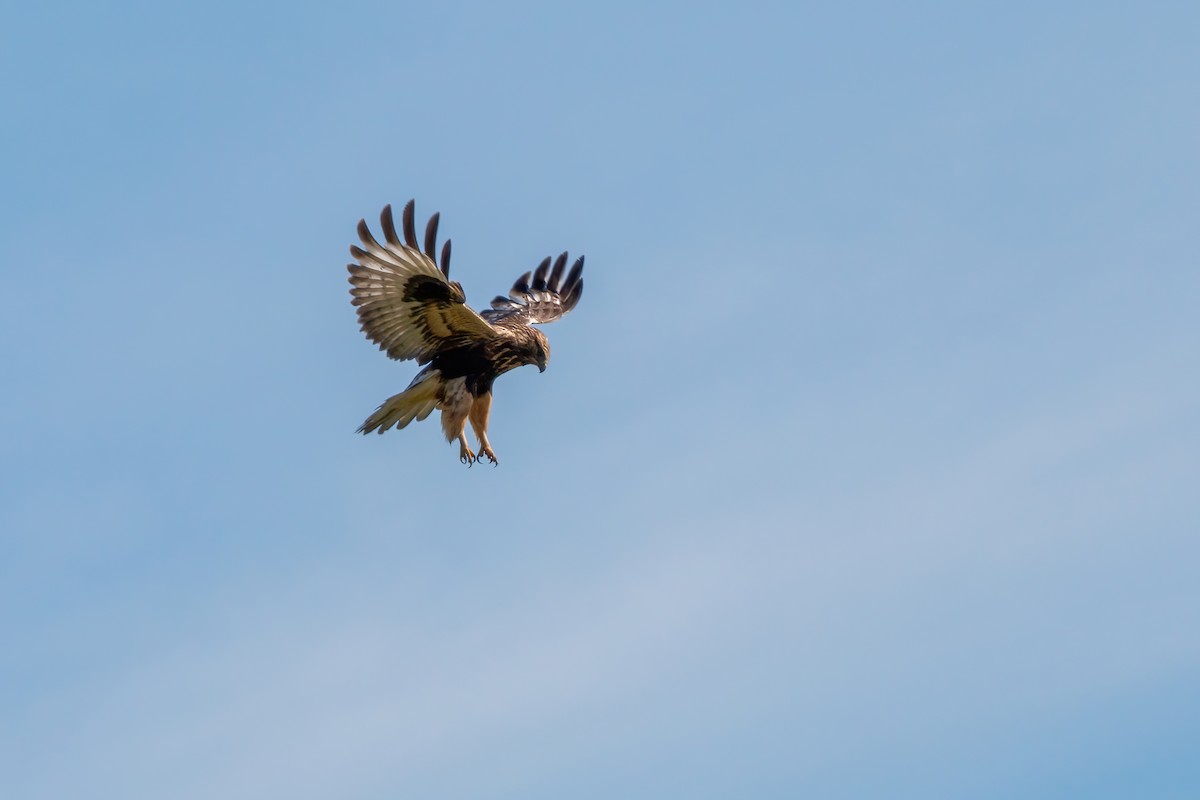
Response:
348,200,584,465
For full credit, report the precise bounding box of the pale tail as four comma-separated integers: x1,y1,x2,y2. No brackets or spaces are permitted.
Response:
357,370,441,434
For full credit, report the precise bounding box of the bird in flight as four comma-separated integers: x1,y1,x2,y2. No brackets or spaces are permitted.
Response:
348,200,585,466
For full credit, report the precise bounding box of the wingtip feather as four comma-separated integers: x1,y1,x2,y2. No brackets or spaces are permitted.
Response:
511,270,533,297
380,204,402,246
548,253,566,291
424,212,440,260
563,277,583,311
401,200,417,247
560,256,584,297
531,256,552,291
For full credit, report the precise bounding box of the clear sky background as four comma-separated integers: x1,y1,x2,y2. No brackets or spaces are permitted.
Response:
2,2,1198,798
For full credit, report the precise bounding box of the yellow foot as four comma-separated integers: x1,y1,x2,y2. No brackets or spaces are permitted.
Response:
479,445,498,466
459,445,476,466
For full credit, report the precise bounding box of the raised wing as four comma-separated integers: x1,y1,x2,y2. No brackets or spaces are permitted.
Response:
348,201,498,363
481,251,585,325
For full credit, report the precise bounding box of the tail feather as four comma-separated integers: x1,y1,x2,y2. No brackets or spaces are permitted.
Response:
357,370,441,434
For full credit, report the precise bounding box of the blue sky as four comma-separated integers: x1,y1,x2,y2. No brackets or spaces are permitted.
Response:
2,1,1198,797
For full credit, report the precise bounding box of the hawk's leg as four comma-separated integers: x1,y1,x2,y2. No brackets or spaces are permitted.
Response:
457,432,477,465
439,380,475,466
469,392,498,465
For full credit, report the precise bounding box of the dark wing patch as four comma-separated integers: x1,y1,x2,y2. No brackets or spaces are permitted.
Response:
348,202,498,363
402,274,459,304
481,252,585,326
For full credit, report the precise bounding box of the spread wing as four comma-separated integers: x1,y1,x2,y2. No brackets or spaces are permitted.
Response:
348,201,499,363
481,251,585,326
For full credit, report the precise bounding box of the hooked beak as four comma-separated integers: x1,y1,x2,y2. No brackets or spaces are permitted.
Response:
538,361,547,373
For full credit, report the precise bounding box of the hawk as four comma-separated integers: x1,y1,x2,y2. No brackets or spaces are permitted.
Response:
348,200,584,465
